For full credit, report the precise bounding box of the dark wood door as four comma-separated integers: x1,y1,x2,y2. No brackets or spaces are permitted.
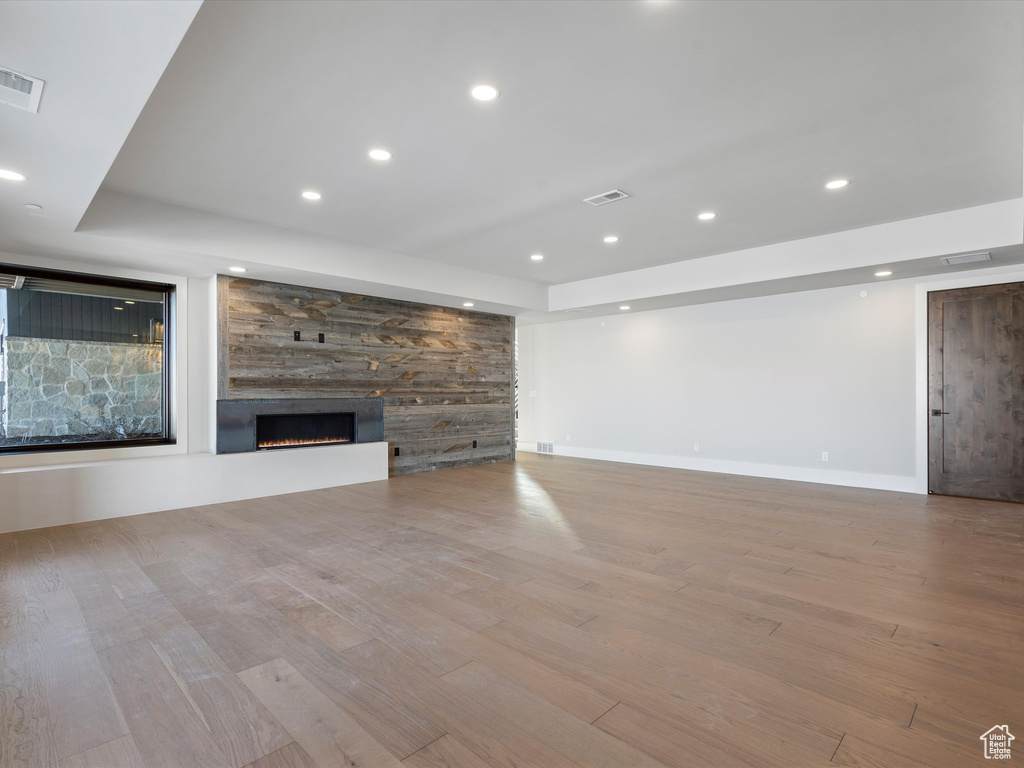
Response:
928,282,1024,502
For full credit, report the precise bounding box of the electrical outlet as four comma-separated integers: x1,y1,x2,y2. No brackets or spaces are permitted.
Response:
693,442,700,452
565,434,571,442
529,390,537,398
821,451,829,462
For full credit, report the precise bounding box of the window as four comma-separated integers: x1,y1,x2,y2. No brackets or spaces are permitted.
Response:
0,264,174,453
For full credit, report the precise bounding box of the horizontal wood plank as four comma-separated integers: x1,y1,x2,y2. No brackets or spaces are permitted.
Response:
3,454,1021,768
219,276,514,476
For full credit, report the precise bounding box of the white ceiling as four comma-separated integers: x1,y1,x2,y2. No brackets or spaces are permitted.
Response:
0,1,201,235
1,0,1023,320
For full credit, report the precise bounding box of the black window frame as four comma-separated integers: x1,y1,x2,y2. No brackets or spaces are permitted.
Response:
0,262,176,456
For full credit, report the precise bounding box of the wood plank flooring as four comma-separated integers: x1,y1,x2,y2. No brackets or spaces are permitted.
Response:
2,453,1023,767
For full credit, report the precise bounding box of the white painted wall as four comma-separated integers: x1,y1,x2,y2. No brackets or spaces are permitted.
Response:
0,254,389,534
519,281,920,490
523,264,1024,492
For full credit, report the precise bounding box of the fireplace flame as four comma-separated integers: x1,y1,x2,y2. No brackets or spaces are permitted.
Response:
258,436,353,449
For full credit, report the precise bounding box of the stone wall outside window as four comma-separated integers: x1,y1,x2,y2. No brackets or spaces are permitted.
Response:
1,337,162,439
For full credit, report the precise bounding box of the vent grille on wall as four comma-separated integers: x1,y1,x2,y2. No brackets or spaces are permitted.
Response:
537,441,555,454
0,67,45,113
941,252,991,266
583,189,630,206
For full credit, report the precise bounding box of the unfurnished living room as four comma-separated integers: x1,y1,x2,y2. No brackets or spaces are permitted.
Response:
0,1,1022,767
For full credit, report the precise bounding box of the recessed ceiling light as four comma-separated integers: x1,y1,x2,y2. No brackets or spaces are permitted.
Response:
229,266,247,273
24,203,42,211
0,169,27,182
125,301,135,305
875,270,893,277
826,179,850,190
619,305,630,310
603,235,619,244
368,148,392,161
463,302,474,307
698,212,716,221
470,84,499,102
301,190,321,200
114,306,124,311
531,253,544,261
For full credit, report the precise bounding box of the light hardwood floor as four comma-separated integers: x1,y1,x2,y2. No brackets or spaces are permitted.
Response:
2,453,1022,767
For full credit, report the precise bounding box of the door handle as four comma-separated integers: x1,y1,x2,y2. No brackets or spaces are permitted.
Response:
931,409,949,416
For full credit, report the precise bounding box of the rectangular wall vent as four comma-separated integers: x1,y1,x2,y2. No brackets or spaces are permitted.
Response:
941,252,990,266
537,441,555,454
583,189,630,206
0,67,45,113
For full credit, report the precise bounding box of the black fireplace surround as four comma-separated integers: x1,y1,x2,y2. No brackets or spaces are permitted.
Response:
216,398,383,454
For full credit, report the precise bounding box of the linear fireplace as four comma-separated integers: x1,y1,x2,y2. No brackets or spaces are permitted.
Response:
256,412,355,450
216,398,383,454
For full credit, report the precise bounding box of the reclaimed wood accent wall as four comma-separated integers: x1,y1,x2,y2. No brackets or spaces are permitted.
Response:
217,276,514,475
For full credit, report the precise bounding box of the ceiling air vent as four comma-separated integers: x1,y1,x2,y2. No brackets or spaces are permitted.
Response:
941,252,991,266
0,67,45,113
583,189,630,206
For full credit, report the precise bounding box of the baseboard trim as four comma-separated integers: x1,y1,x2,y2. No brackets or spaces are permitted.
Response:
516,441,918,493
